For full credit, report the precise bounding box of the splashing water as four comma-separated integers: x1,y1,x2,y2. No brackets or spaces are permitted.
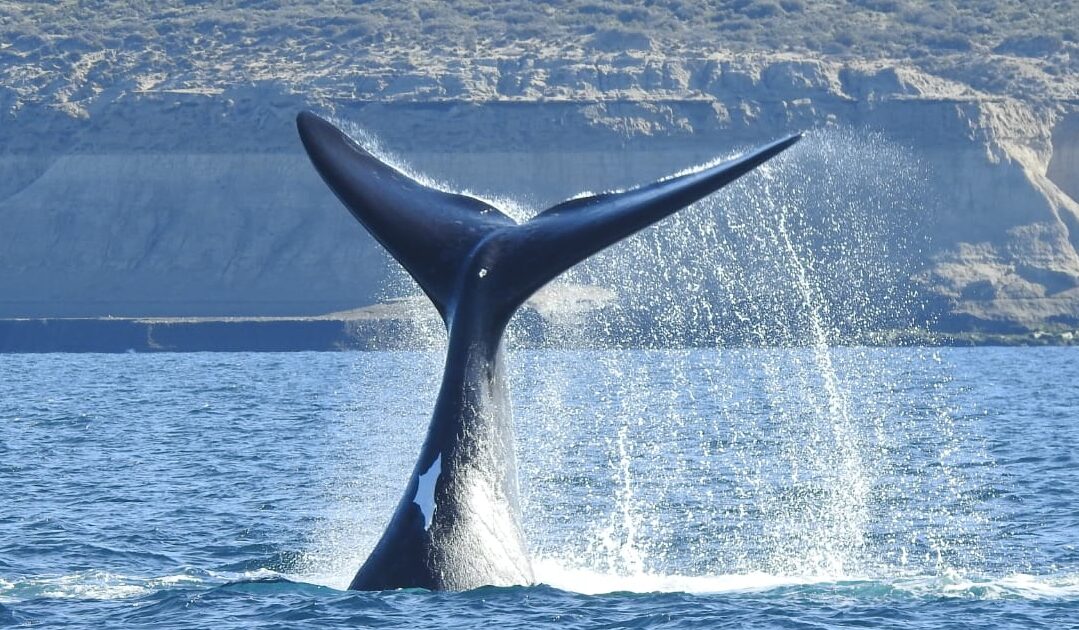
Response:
296,125,997,593
511,128,983,585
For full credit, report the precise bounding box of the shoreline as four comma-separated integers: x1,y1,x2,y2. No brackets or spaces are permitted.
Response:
2,316,1076,352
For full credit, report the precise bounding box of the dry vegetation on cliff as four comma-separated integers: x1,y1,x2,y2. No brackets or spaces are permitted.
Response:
1,0,1076,107
5,0,1077,57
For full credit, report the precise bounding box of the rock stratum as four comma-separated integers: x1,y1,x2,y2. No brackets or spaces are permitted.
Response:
1,11,1078,337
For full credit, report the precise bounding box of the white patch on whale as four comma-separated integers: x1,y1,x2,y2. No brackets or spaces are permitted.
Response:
413,454,442,530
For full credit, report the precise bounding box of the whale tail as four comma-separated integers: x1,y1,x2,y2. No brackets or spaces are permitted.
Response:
297,111,800,323
298,111,800,591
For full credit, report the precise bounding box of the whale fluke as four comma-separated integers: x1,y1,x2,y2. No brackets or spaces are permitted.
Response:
486,133,802,318
297,111,800,591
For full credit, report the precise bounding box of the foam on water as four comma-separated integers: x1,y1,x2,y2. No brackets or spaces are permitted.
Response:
533,561,1079,599
532,558,833,595
6,566,1078,605
0,569,279,603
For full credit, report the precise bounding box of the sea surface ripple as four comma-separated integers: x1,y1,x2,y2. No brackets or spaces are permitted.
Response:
1,348,1077,628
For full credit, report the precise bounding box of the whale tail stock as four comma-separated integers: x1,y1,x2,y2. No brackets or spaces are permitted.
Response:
296,110,801,325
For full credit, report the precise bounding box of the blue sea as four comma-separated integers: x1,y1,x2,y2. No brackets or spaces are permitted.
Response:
1,346,1077,628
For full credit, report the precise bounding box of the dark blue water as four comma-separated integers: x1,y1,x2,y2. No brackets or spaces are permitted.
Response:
1,347,1077,628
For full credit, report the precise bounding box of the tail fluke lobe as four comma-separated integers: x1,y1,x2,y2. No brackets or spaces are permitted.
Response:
485,134,802,314
297,111,516,319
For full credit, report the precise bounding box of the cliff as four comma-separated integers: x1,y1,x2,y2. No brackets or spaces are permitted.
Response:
1,26,1078,334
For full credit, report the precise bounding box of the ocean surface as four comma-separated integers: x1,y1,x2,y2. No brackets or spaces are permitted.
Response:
1,347,1077,628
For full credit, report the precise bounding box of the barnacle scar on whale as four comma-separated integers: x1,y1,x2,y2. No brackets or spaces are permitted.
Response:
296,111,800,591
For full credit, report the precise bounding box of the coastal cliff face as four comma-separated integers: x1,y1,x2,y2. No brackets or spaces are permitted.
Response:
1,45,1077,332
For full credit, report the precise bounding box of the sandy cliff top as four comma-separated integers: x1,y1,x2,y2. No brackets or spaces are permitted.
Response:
1,1,1076,118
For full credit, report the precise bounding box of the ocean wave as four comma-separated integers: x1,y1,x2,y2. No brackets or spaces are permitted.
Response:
0,568,284,603
3,563,1078,608
531,560,1079,600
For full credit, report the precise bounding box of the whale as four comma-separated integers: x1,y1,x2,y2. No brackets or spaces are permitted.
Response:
296,111,800,591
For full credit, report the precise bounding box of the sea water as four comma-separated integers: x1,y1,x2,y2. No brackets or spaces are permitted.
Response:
1,347,1077,628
